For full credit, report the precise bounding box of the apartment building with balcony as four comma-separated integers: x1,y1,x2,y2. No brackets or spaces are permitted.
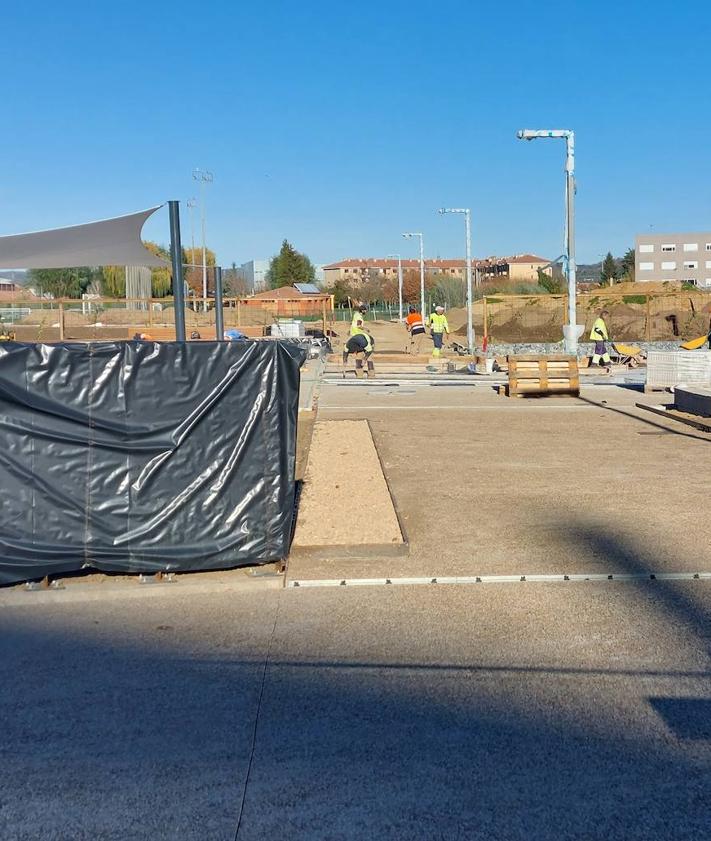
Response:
636,233,711,288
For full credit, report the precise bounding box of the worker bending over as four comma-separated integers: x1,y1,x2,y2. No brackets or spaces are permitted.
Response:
428,305,450,357
343,332,375,378
590,309,611,373
405,306,427,354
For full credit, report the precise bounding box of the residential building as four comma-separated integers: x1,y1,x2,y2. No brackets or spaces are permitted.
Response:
506,254,552,282
635,233,711,288
322,254,549,288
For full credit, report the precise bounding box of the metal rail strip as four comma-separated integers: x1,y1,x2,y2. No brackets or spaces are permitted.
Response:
288,571,711,589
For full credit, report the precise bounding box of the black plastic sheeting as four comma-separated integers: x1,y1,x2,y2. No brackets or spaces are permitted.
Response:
0,340,306,586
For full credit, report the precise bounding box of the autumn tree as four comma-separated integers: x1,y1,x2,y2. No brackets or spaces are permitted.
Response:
182,246,216,297
401,269,436,305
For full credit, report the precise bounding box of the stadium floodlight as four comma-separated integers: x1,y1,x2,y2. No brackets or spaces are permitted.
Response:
439,208,474,354
192,169,214,311
516,129,583,352
386,253,404,321
402,232,425,319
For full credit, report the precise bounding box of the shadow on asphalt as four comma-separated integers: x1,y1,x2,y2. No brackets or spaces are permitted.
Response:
1,521,710,840
578,393,711,443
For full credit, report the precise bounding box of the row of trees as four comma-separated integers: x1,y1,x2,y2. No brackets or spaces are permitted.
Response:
28,241,174,299
25,237,318,300
25,243,253,300
329,269,471,309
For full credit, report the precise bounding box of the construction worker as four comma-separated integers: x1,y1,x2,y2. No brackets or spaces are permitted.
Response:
590,309,612,372
343,332,375,378
404,305,427,354
428,305,450,357
350,303,368,337
0,321,15,342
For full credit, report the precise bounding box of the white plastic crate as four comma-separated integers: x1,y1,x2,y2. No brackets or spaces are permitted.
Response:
646,350,711,389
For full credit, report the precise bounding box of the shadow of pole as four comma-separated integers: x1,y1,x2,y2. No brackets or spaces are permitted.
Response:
578,393,711,444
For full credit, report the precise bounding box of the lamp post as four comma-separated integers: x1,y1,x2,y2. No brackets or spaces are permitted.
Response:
386,253,404,321
186,197,197,265
438,208,473,354
517,129,581,353
186,197,197,311
402,232,425,319
192,168,213,312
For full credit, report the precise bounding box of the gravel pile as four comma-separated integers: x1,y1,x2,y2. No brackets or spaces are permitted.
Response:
487,340,686,357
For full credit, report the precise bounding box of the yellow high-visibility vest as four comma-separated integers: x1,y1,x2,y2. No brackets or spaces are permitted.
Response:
590,317,608,341
350,310,366,336
429,312,449,333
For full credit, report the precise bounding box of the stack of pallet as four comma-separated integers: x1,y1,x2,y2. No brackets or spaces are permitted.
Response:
506,354,579,398
645,350,711,393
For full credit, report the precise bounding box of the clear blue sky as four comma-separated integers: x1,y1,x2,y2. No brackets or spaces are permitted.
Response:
3,0,709,266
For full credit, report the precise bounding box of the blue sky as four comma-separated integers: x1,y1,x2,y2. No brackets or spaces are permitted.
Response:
3,0,710,266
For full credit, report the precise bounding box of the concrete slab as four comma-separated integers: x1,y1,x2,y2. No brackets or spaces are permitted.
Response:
0,590,281,841
2,581,709,840
237,582,711,841
303,383,711,580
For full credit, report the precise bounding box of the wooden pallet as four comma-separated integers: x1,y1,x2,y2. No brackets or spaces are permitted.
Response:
507,354,579,398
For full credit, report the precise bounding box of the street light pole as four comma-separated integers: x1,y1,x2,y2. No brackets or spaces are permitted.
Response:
192,168,213,312
438,208,474,354
403,232,425,319
516,129,581,353
187,197,197,265
386,253,404,321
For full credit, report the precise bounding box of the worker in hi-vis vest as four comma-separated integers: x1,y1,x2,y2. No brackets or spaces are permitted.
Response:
427,306,450,357
350,304,368,337
590,309,611,372
405,305,427,354
343,332,375,378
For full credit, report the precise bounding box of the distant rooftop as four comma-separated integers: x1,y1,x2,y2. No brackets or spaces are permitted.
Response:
250,284,328,300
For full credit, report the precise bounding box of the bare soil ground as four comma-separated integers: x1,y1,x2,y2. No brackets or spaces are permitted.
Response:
300,381,711,580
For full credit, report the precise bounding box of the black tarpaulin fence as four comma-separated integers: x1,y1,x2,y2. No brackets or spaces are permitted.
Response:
0,340,306,586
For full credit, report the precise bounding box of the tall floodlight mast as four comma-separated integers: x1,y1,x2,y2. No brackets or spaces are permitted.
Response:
517,129,582,353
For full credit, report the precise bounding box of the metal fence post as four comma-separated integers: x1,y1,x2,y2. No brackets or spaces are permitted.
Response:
214,266,224,339
646,295,652,342
168,200,186,342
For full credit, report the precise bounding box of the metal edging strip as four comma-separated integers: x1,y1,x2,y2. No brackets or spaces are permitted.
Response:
287,572,711,589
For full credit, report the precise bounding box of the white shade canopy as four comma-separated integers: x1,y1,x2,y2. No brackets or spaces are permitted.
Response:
0,206,167,269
